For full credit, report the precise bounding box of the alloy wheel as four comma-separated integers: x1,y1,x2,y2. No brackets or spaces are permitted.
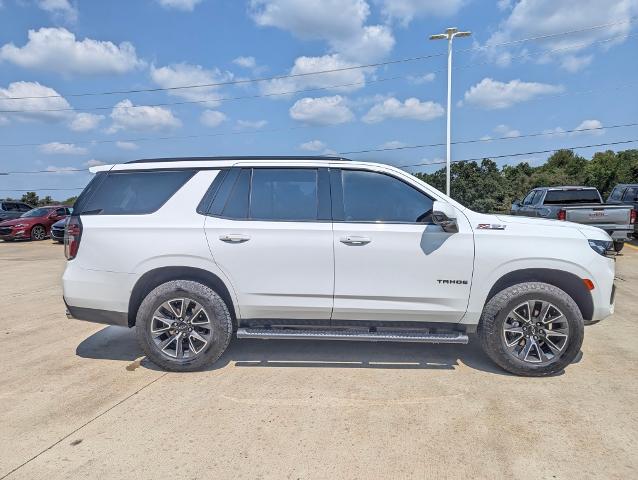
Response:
31,225,46,240
502,300,569,365
149,298,213,360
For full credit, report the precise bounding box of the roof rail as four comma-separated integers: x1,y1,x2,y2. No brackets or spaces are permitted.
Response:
126,155,350,164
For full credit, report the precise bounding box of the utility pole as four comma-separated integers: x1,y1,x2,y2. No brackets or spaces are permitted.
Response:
429,27,471,197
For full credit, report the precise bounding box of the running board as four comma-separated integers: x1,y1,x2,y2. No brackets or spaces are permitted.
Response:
236,328,469,344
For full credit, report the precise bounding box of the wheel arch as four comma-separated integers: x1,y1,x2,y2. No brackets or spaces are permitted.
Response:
128,266,237,328
485,268,594,321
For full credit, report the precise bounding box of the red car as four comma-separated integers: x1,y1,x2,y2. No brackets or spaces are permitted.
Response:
0,205,71,241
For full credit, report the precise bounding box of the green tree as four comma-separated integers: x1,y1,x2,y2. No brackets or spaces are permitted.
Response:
21,192,39,206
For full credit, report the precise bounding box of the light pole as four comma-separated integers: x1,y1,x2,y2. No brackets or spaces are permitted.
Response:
430,27,471,197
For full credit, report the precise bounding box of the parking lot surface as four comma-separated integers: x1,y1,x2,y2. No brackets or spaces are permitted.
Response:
1,240,637,479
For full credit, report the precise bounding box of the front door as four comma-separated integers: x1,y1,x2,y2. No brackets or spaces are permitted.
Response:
204,167,334,320
330,168,474,323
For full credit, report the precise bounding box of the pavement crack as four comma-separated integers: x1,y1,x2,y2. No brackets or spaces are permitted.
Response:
0,372,168,480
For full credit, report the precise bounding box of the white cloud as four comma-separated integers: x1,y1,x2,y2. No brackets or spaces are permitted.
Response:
233,56,257,69
115,141,139,150
0,27,143,75
299,139,327,151
85,159,105,167
45,165,82,174
289,95,354,125
70,112,104,131
484,0,638,71
200,110,227,128
496,0,512,11
494,124,521,138
39,142,88,155
462,78,564,109
236,119,268,130
249,0,394,63
362,97,444,123
380,140,407,149
38,0,78,23
150,63,232,105
574,119,604,135
260,54,366,96
542,126,567,137
0,81,72,123
108,99,181,133
156,0,202,11
407,72,435,84
376,0,465,25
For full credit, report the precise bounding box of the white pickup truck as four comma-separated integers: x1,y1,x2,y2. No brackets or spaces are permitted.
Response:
511,186,635,251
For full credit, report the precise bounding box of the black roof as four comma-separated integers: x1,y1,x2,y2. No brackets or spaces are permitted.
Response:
126,155,350,164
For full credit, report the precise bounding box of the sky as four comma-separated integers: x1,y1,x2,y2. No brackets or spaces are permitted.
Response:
0,0,637,199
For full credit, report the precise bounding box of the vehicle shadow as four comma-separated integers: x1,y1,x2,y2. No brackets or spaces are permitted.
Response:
75,325,578,377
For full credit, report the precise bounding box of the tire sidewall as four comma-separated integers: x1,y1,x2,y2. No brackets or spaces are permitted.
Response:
31,225,46,241
479,283,584,376
136,280,232,372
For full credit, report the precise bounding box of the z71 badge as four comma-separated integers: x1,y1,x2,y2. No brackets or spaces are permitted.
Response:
477,224,506,230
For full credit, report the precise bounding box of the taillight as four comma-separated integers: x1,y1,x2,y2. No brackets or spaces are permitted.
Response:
557,209,566,221
631,209,636,225
65,216,82,260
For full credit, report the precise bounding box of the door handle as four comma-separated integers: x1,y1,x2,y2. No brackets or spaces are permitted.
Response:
340,235,371,246
219,234,250,243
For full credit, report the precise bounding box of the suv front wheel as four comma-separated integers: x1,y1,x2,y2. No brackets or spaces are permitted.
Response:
478,282,584,377
136,280,233,372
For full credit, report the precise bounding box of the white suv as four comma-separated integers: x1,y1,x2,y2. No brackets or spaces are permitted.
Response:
63,157,616,376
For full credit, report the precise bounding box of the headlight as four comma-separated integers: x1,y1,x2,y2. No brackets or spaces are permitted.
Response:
14,223,27,228
588,239,614,257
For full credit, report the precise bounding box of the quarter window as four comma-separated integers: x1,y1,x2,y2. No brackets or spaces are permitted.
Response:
340,170,433,223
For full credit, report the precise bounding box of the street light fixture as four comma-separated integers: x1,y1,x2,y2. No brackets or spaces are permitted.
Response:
429,27,471,197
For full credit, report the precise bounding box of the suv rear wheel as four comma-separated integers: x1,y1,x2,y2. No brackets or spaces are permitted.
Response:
136,280,233,372
478,282,584,377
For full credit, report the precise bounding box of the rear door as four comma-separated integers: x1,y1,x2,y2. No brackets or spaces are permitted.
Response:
203,167,334,321
330,168,474,323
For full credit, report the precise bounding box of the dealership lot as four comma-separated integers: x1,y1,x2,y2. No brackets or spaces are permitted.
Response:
1,240,637,479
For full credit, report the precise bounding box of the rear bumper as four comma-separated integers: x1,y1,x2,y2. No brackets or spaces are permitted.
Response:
605,229,633,241
65,302,129,327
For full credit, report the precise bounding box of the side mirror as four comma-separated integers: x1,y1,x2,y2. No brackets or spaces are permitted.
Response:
432,200,459,233
512,199,521,207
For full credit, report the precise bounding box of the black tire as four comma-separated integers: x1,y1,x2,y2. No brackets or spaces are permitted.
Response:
478,282,584,377
30,224,46,241
613,241,624,253
136,280,233,372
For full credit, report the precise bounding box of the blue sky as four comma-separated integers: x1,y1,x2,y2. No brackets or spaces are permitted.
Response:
0,0,637,198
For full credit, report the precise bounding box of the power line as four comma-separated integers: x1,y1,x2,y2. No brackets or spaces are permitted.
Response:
3,124,637,176
2,32,635,115
338,122,638,155
1,18,635,101
0,187,84,192
1,81,635,150
398,139,638,169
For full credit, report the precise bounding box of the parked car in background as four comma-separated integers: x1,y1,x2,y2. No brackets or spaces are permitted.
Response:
0,200,33,222
50,217,68,243
0,206,71,241
606,184,638,238
511,186,635,251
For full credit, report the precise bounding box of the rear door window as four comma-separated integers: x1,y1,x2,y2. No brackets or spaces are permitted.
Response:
623,187,637,202
249,169,318,221
77,170,194,215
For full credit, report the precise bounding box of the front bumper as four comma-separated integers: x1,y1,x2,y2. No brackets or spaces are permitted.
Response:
51,228,65,242
0,227,29,240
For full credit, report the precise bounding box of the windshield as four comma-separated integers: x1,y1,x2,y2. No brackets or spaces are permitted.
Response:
20,207,51,218
543,190,601,205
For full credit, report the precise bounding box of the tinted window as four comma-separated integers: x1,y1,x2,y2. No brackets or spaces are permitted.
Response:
531,191,544,205
21,207,51,218
340,170,433,223
19,203,32,212
79,170,194,215
522,191,536,205
222,168,250,219
543,189,601,205
249,169,318,221
55,208,66,216
609,187,624,201
3,202,19,211
623,187,637,202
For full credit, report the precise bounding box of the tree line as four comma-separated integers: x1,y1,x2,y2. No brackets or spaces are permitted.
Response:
415,149,638,213
3,191,78,207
